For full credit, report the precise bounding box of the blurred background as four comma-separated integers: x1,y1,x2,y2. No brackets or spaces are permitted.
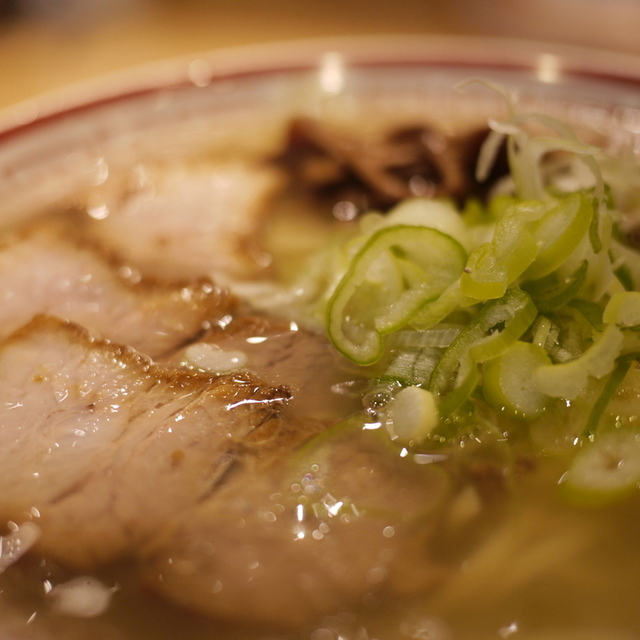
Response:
1,0,640,109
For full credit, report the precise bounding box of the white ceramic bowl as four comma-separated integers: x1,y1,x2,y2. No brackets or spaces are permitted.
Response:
3,35,640,230
2,35,640,640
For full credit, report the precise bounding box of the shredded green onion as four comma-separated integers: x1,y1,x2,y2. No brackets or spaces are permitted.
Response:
532,324,623,400
273,80,640,506
583,357,634,437
483,341,552,419
522,260,588,313
563,429,640,506
429,289,536,397
326,224,467,364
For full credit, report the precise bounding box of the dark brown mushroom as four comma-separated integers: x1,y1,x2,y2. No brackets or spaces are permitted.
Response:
271,118,509,216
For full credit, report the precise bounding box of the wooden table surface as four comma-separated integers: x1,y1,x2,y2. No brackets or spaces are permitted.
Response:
1,0,640,110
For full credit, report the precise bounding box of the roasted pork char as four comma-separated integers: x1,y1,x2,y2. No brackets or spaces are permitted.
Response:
0,316,293,567
168,315,365,422
0,222,231,358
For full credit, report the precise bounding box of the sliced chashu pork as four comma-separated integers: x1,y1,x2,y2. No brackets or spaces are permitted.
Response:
169,315,365,422
0,222,232,358
141,424,451,630
144,317,453,628
80,161,284,281
0,315,454,631
0,315,298,568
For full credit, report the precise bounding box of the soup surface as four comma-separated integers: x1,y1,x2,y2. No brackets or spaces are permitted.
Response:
0,63,640,640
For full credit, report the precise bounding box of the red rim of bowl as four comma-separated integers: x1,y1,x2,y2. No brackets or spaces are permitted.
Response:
2,34,640,144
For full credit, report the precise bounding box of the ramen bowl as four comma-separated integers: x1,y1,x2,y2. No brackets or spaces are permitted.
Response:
0,36,640,640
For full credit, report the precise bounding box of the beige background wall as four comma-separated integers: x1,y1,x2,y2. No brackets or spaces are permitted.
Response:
1,0,640,109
